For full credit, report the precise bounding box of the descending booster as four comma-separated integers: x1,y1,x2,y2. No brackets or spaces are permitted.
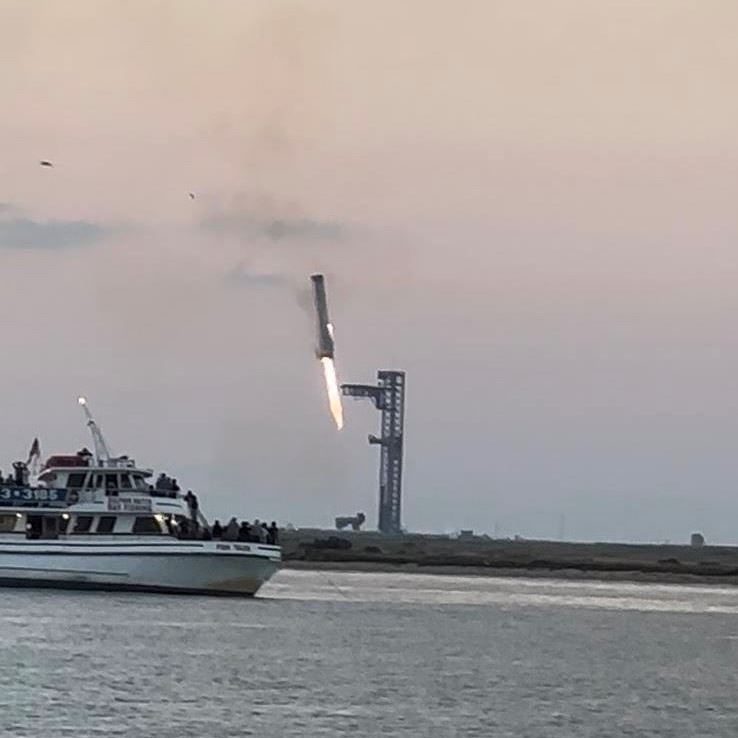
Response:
310,273,335,359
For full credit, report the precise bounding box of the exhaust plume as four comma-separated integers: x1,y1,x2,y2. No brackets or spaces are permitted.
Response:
321,356,344,430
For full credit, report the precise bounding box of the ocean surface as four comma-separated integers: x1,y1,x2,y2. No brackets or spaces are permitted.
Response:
2,570,738,737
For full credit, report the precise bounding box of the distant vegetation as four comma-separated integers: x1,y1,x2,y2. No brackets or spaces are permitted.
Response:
281,529,738,584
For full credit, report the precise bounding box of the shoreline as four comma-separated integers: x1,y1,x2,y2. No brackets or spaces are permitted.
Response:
280,529,738,587
282,559,738,586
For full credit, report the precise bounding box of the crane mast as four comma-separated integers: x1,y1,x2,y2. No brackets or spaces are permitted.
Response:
77,397,112,464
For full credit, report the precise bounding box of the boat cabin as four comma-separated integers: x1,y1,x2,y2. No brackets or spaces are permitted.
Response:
0,450,195,540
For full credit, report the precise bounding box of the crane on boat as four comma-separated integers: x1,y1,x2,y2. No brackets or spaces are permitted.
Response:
77,396,112,464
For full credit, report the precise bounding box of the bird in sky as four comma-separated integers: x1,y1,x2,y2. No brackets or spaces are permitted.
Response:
39,160,53,167
188,192,196,199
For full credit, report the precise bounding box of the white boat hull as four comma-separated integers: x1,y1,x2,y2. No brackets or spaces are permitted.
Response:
0,539,281,596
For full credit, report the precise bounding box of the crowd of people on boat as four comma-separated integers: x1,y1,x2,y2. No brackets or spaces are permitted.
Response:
153,475,278,545
210,518,279,545
167,516,278,545
151,473,180,497
0,463,30,487
166,485,278,545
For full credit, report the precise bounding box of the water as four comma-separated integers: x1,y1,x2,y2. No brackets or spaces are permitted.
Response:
2,569,738,737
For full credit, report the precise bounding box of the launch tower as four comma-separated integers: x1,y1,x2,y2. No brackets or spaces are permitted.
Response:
342,371,406,534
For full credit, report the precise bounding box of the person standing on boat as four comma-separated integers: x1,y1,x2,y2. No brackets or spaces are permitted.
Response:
224,517,239,541
13,462,28,487
251,520,268,544
238,520,251,541
184,490,199,523
211,520,223,538
178,518,193,539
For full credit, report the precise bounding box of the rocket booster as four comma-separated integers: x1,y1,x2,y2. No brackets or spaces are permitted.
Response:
310,274,335,359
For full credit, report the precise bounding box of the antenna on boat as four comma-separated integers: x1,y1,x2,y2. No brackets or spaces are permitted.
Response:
78,396,112,463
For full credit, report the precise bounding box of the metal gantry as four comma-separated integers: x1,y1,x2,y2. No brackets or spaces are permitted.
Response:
342,371,406,534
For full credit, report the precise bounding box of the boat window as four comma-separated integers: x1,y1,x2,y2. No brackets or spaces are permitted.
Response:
94,474,104,489
96,516,116,534
132,516,161,535
68,473,87,489
132,476,147,490
42,517,59,540
0,514,18,532
59,515,70,534
105,475,117,490
26,515,43,539
73,515,93,533
120,475,132,489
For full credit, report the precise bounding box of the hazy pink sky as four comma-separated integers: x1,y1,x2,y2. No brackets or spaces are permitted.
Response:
2,1,738,541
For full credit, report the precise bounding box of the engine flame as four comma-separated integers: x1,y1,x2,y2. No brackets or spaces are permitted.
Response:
320,357,344,430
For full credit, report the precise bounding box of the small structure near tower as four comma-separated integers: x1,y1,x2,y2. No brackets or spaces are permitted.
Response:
335,512,366,531
690,532,705,548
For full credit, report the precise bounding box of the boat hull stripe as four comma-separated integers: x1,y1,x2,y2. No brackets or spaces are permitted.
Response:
0,540,280,551
0,578,257,597
0,550,279,560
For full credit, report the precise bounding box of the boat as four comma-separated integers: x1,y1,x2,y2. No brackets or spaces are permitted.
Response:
0,398,281,596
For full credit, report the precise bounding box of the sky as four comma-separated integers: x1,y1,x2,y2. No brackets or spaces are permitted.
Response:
1,0,738,542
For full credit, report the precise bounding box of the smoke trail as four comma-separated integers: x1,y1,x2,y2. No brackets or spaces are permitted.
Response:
320,356,344,430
